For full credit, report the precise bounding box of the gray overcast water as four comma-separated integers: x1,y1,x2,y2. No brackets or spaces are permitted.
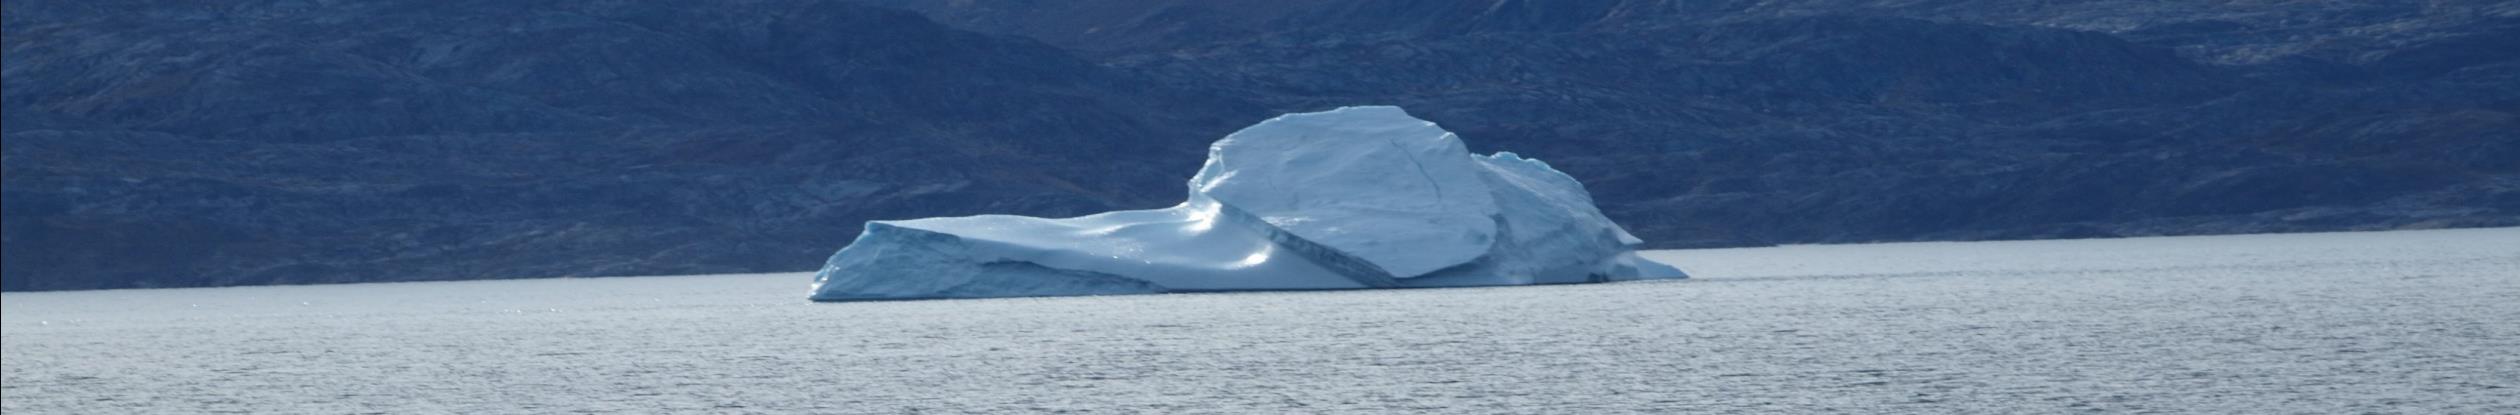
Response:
5,228,2517,413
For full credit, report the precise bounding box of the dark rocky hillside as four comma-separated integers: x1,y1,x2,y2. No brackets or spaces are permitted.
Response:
863,0,2520,246
1,0,1260,290
5,0,2514,290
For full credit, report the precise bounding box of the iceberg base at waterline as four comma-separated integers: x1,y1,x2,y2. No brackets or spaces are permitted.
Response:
810,106,1686,302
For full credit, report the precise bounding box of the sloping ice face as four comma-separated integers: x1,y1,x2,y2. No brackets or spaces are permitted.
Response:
810,106,1685,302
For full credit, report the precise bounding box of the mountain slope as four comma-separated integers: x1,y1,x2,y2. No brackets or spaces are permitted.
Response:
4,0,2513,291
861,0,2520,246
1,0,1263,290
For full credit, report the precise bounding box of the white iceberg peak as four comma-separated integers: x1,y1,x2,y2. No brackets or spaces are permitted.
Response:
811,106,1684,302
1191,106,1498,280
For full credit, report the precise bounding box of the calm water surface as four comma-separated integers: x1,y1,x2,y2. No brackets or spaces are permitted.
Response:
5,228,2517,413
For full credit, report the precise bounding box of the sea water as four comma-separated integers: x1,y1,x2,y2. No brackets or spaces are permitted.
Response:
5,228,2515,413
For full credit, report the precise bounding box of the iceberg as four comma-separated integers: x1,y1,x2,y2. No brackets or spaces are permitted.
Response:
810,106,1686,301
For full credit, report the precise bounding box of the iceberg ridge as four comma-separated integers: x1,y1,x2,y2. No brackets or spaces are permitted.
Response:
811,106,1685,301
